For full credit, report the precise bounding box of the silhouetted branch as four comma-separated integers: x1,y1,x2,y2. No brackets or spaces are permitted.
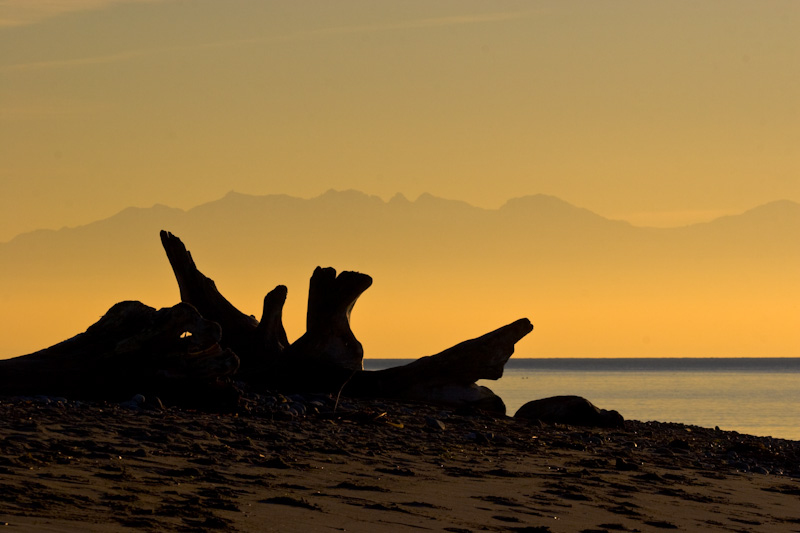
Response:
1,231,533,414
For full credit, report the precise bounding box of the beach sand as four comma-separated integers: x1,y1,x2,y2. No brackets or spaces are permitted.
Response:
2,393,799,532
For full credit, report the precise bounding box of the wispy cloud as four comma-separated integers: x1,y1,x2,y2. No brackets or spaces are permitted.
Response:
1,9,537,73
0,0,170,27
0,40,259,73
302,10,537,38
1,49,147,72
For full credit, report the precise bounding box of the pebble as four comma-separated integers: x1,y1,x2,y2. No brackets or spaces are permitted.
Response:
668,438,691,450
585,436,604,446
425,417,446,431
466,431,494,445
290,402,307,417
119,394,146,410
730,461,750,472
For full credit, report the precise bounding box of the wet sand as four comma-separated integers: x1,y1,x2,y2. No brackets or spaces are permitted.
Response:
2,394,800,532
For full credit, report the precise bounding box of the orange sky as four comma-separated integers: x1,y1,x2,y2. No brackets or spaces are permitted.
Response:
0,1,798,360
1,1,798,243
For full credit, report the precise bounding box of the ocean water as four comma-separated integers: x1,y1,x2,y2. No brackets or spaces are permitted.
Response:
363,358,800,441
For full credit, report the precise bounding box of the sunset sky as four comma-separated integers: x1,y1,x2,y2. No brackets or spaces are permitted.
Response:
0,2,798,361
2,0,798,243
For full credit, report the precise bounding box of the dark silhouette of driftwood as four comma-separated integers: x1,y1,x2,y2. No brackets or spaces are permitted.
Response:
0,231,533,414
160,231,286,373
159,231,532,412
344,318,533,412
160,231,374,384
287,266,373,372
0,301,239,407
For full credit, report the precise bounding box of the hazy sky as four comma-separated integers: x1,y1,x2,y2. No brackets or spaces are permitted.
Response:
1,0,799,242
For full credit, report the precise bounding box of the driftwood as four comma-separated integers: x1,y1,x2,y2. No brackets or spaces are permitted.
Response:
0,231,533,414
344,319,533,412
0,301,240,407
160,231,532,412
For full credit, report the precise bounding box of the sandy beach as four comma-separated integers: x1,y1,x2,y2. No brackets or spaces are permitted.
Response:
2,393,799,533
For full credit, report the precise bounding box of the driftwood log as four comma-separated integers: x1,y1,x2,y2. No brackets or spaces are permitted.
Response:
160,231,532,412
0,231,533,413
0,301,240,407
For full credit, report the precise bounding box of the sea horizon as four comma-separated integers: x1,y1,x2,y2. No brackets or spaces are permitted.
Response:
366,357,800,441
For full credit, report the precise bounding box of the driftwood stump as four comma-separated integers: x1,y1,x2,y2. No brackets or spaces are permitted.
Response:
159,231,532,412
1,231,533,413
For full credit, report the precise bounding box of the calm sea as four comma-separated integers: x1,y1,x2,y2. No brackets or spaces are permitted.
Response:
363,358,800,441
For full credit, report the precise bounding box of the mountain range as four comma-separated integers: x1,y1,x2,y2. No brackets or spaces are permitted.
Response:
1,191,798,359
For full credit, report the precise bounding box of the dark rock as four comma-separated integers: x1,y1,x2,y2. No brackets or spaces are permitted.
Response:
425,417,446,431
144,396,165,410
514,396,624,428
668,438,691,450
615,458,640,471
120,394,146,410
466,431,494,445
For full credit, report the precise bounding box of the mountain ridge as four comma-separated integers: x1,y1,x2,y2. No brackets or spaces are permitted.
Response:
1,190,797,359
4,191,797,245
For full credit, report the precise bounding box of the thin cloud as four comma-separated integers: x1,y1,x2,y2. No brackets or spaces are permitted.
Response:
1,49,147,72
0,0,171,27
1,9,537,72
0,40,259,73
303,10,537,38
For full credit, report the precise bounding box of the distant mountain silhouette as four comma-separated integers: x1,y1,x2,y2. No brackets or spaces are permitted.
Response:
1,191,798,359
500,194,630,226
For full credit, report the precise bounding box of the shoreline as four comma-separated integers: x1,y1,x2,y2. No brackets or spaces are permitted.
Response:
2,394,799,532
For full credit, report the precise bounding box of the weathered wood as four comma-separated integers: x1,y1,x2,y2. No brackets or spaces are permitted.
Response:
158,232,531,412
160,230,283,373
286,266,373,372
160,232,373,384
346,318,533,413
161,232,533,412
0,301,239,405
255,284,290,356
2,231,534,414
